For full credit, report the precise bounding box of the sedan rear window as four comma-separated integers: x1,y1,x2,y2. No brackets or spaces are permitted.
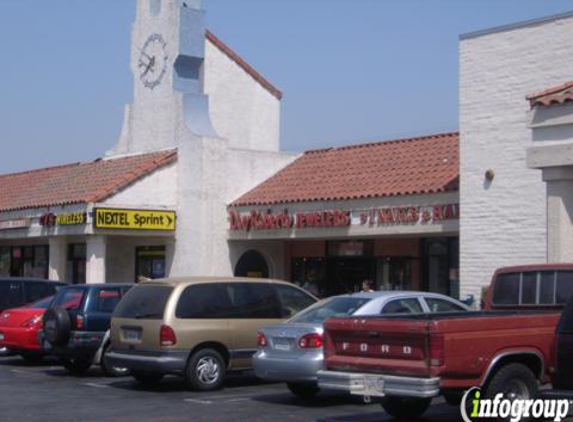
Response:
290,297,372,323
113,285,172,319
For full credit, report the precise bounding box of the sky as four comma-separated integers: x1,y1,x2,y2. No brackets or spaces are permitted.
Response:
0,0,572,174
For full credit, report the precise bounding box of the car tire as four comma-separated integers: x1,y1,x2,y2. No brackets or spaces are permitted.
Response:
0,346,11,356
43,308,71,346
484,363,537,415
20,352,43,363
185,348,226,391
286,382,320,401
132,371,164,384
101,344,130,377
62,356,92,374
380,396,432,420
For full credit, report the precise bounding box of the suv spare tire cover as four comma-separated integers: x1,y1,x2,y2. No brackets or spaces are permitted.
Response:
43,308,71,345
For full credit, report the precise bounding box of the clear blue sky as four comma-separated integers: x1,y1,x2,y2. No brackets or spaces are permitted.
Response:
0,0,571,174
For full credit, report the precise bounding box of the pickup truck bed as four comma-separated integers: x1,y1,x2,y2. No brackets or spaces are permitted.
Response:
318,310,560,418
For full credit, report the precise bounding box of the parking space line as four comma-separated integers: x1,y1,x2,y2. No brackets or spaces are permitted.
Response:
183,392,258,404
84,382,110,388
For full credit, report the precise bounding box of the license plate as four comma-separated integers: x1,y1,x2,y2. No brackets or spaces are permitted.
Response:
273,338,292,351
123,329,141,341
360,376,385,397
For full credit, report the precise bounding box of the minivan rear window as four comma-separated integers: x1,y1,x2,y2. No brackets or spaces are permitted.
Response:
113,285,172,319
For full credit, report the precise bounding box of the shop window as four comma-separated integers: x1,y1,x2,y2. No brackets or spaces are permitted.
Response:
234,250,269,278
7,245,48,279
376,257,412,291
291,258,325,297
136,246,166,281
0,247,10,277
67,244,86,285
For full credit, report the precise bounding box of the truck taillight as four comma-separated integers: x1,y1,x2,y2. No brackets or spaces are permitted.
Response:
76,314,85,330
299,333,323,349
429,334,444,366
160,324,177,347
257,332,268,347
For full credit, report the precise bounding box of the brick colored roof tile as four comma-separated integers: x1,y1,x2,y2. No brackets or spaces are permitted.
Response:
231,132,459,206
0,150,177,212
527,81,573,108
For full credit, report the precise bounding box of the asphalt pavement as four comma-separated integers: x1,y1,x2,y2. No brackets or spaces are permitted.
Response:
0,355,464,422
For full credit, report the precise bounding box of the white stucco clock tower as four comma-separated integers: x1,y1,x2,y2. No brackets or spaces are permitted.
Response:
108,0,219,156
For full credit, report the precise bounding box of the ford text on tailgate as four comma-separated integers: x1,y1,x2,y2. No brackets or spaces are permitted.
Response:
324,317,431,377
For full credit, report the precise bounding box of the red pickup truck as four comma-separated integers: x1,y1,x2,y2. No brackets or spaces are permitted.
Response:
317,264,573,420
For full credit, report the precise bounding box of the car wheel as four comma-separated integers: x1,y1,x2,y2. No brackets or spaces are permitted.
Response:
20,352,44,363
132,371,164,384
185,348,226,391
62,356,93,374
0,346,10,356
484,363,537,421
43,308,71,346
286,382,320,401
380,396,432,419
101,344,130,377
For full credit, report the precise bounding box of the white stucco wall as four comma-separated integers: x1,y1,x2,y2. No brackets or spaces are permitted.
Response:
459,14,573,299
102,161,177,208
226,149,298,203
204,38,281,152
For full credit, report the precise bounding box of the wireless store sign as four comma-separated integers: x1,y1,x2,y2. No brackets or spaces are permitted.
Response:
93,208,176,231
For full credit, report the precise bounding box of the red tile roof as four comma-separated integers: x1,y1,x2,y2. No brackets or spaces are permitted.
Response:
0,150,177,212
206,30,283,100
527,81,573,108
231,132,459,206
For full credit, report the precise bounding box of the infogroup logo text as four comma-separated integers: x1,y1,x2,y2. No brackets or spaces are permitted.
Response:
461,387,570,422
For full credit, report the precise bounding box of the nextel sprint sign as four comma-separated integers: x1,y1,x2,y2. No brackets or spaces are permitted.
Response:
93,208,176,231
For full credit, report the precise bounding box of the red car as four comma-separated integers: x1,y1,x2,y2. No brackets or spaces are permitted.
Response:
0,295,54,362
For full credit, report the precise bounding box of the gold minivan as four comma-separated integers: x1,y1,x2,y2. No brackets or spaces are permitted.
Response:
106,277,316,390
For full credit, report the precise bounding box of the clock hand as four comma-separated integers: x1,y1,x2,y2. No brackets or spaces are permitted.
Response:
141,56,156,77
139,48,153,61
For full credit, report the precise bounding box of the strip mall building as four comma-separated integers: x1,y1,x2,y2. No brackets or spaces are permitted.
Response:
1,1,573,304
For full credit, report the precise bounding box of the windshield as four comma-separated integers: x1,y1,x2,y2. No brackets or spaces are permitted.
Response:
26,295,54,310
289,296,372,323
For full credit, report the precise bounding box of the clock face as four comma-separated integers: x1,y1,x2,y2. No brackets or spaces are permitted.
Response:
138,34,168,89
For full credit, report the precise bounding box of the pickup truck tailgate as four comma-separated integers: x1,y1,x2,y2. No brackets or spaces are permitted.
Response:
324,316,431,378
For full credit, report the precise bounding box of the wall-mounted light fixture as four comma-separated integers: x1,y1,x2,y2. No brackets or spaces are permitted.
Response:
485,168,495,181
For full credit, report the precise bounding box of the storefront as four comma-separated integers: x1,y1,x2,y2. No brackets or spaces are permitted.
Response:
228,133,461,298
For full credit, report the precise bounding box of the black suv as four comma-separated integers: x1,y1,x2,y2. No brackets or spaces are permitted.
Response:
42,283,132,375
0,278,66,313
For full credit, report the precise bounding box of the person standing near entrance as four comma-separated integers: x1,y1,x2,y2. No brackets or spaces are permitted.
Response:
362,280,374,292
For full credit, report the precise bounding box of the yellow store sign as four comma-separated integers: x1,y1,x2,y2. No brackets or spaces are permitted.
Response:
94,208,176,231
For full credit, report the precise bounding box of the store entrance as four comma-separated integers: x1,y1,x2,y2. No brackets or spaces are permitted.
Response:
326,257,374,296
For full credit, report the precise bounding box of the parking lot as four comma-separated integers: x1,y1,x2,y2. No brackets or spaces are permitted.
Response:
0,355,464,422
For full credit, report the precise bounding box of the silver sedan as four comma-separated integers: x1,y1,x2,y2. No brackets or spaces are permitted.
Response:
253,291,470,400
